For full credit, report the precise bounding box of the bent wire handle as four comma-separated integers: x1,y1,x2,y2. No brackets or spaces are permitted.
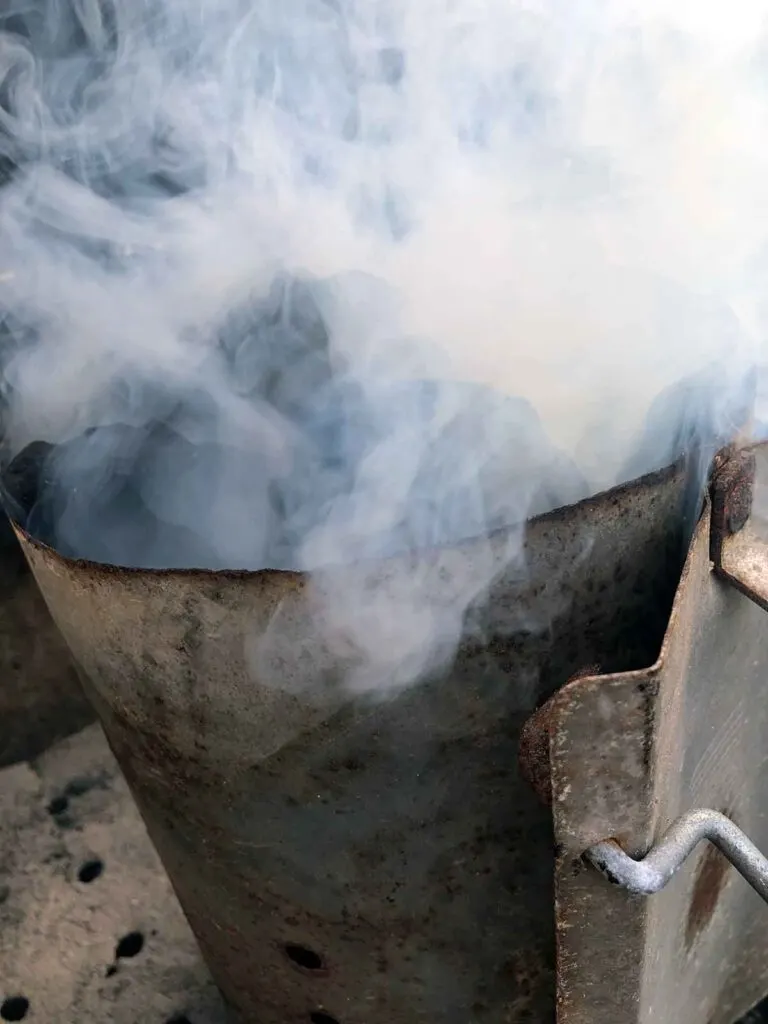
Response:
585,808,768,905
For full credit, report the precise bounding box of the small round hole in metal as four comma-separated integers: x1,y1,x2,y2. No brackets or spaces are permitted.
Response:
284,943,327,974
115,931,145,959
0,997,29,1022
77,858,104,884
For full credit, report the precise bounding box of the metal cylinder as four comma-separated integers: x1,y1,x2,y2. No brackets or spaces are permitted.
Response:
12,460,688,1024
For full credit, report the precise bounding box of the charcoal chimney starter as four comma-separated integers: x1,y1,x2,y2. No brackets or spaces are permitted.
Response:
13,441,768,1024
3,2,768,1020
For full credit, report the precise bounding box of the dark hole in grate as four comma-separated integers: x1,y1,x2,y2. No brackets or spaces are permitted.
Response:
0,997,29,1021
47,795,68,816
77,858,104,884
47,775,110,822
64,776,97,797
310,1014,339,1024
115,931,144,959
285,944,324,971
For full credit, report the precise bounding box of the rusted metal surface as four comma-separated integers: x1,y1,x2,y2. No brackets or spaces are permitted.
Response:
712,444,768,615
518,666,600,809
686,827,732,949
547,443,768,1024
518,699,557,808
0,517,92,766
8,452,689,1024
710,446,756,564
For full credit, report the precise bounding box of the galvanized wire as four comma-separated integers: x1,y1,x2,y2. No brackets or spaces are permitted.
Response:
586,809,768,904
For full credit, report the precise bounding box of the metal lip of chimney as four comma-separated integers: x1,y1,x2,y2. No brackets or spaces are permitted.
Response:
9,452,687,579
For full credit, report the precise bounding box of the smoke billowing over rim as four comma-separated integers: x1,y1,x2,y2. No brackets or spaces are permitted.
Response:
0,0,763,693
5,449,687,577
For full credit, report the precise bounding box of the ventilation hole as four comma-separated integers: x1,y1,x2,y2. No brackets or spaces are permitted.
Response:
47,795,68,816
65,775,104,798
309,1013,339,1024
115,931,144,959
0,997,29,1021
285,944,324,971
77,858,104,884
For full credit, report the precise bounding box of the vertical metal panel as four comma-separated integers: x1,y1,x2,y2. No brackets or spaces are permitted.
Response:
551,480,768,1024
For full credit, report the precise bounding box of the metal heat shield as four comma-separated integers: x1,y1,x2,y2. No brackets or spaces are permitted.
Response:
547,442,768,1024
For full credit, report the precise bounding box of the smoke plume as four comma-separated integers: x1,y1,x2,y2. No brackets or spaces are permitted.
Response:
0,0,763,694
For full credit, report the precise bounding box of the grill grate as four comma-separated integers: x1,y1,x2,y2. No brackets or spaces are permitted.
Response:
0,724,225,1023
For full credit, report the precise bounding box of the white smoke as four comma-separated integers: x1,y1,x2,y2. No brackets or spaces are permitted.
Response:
0,0,764,693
